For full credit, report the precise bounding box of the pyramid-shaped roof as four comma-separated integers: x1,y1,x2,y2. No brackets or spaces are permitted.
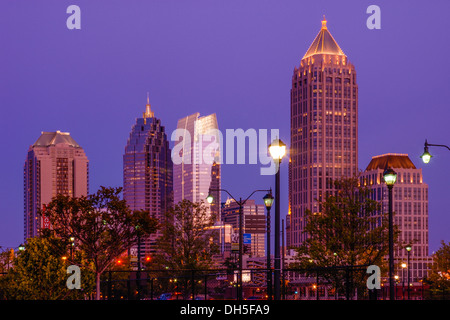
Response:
302,18,345,60
365,154,417,171
33,131,81,148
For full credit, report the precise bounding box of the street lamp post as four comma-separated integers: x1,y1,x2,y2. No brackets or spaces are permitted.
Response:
421,139,450,164
269,138,286,300
383,167,397,300
207,188,271,300
406,245,412,300
263,192,274,300
401,262,407,300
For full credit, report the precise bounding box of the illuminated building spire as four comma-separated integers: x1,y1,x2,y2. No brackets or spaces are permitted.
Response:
302,17,345,59
321,15,327,30
143,92,154,120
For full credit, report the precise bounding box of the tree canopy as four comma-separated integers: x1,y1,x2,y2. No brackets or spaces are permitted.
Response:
0,234,95,300
42,186,158,299
152,199,219,271
292,176,398,297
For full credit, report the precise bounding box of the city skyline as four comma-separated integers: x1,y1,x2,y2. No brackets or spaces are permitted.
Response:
1,1,449,256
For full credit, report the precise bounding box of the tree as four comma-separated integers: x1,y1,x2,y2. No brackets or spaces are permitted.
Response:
425,240,450,297
0,234,95,299
153,199,219,270
152,200,219,298
292,175,398,298
43,186,158,300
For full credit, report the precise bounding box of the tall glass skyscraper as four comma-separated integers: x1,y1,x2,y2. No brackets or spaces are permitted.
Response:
24,131,89,240
288,18,358,247
123,96,173,256
173,113,221,218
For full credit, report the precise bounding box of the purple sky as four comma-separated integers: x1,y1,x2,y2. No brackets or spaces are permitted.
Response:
1,1,449,253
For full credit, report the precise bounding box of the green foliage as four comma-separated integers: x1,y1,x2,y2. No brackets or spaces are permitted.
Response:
152,199,219,271
0,235,95,300
41,186,158,299
425,240,450,294
292,175,398,296
149,199,219,299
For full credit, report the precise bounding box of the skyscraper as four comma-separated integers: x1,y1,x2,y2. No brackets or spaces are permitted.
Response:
361,154,433,285
24,131,89,240
123,96,173,256
173,113,221,218
288,18,358,247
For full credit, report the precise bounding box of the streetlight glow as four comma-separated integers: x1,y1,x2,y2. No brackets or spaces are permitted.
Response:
420,148,432,164
383,168,397,186
269,138,286,161
263,192,274,209
421,139,450,164
206,193,214,204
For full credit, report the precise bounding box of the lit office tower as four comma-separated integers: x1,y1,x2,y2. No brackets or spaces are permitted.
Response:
361,154,433,286
222,198,266,258
173,113,221,218
123,96,173,255
24,131,89,240
288,18,358,247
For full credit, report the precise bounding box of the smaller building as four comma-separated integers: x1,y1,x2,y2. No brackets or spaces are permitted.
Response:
221,198,266,258
361,153,433,287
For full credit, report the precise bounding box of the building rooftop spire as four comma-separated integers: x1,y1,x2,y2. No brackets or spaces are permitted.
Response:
321,15,327,30
143,92,154,120
302,17,345,60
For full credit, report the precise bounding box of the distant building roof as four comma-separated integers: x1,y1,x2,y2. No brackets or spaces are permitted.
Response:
365,154,417,171
302,18,346,59
32,131,81,148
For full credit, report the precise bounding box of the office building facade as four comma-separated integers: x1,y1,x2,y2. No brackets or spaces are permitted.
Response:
173,112,221,218
222,198,266,258
123,97,173,256
288,18,358,247
24,131,89,240
361,154,432,285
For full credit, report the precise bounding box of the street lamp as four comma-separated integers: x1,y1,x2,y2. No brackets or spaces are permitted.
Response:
269,138,286,300
207,187,271,300
406,245,412,300
401,262,407,300
421,139,450,164
383,167,397,300
69,235,75,260
263,191,274,300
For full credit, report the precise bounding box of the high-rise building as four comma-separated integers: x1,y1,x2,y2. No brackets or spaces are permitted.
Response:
288,18,358,247
173,112,221,217
221,198,266,258
123,96,173,256
24,131,89,240
361,154,433,285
